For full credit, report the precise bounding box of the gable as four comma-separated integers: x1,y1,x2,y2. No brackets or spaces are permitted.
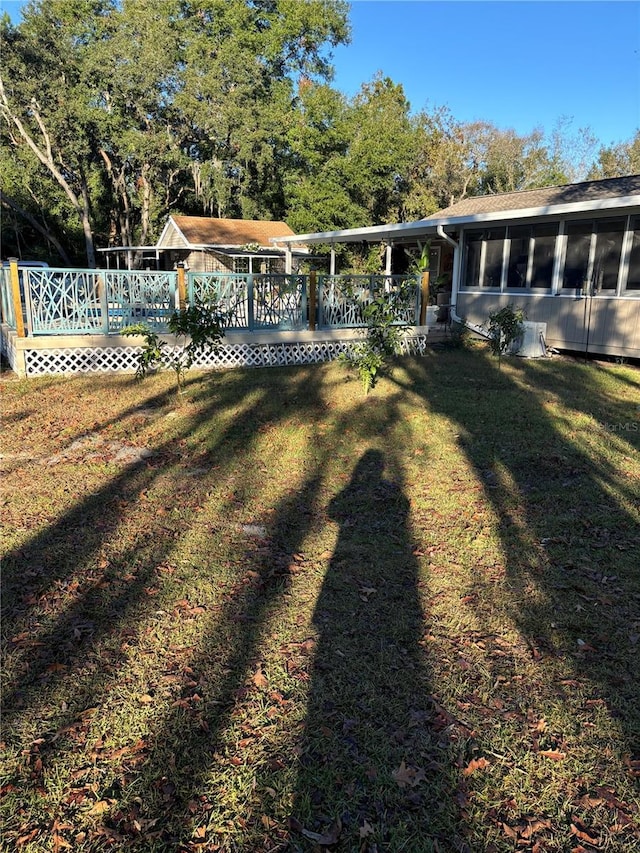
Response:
168,216,295,248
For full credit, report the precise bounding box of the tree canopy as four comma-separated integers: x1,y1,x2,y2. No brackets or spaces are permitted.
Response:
1,0,637,266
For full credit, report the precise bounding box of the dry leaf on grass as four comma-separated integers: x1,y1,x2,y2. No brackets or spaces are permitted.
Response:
301,817,342,846
539,749,566,761
462,757,490,776
392,760,426,788
87,800,113,816
359,820,375,838
570,817,600,846
253,668,268,689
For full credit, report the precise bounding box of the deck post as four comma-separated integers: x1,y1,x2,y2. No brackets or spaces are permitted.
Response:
97,274,109,334
177,262,187,309
247,274,255,331
309,270,317,331
8,258,25,338
419,271,430,326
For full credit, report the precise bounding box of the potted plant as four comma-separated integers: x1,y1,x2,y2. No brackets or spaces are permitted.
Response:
407,243,438,325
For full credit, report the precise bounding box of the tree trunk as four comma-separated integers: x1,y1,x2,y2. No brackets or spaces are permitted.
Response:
0,82,97,267
0,189,72,265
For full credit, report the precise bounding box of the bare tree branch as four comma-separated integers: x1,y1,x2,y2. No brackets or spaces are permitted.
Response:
0,188,72,264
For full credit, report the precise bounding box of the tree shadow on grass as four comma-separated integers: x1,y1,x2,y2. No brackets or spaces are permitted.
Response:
97,470,326,850
288,449,465,852
0,365,332,848
395,348,640,847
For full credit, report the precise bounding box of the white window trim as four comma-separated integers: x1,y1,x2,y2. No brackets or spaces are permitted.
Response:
617,214,632,296
459,214,640,296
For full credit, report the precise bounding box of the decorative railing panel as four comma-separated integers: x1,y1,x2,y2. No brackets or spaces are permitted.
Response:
190,273,250,328
105,271,176,332
26,269,107,335
318,274,419,328
7,267,422,338
0,267,16,329
189,272,306,330
253,274,306,330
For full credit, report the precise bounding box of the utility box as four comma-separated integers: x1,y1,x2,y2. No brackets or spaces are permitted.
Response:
512,321,547,358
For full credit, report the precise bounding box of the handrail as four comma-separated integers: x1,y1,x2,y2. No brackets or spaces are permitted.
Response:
7,268,423,336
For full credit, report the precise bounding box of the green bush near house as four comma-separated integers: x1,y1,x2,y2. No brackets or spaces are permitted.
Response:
123,301,226,392
485,305,526,365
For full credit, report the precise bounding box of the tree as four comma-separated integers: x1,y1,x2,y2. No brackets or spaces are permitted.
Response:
174,0,350,221
0,2,116,266
588,130,640,179
403,105,471,217
0,0,350,266
84,0,188,255
341,75,418,224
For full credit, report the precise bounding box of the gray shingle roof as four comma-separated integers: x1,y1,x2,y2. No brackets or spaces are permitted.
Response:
424,175,640,220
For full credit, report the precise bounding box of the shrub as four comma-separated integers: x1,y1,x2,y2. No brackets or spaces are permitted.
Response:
123,301,225,392
340,294,406,394
485,305,525,366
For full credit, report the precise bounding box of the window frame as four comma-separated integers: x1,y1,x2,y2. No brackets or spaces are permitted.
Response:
459,213,638,297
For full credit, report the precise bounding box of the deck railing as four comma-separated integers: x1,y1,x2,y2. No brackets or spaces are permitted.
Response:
317,274,420,327
1,265,423,337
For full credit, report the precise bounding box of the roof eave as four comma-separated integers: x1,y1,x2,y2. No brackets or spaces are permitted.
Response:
425,194,640,227
270,195,640,246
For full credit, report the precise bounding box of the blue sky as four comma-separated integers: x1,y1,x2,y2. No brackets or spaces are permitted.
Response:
331,1,640,147
2,0,638,148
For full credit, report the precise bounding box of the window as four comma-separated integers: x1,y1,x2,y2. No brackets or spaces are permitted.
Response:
530,223,557,288
505,223,557,289
482,228,506,288
562,221,592,290
463,230,483,289
593,219,625,292
626,216,640,291
463,228,505,289
506,226,530,288
233,257,250,274
462,216,635,295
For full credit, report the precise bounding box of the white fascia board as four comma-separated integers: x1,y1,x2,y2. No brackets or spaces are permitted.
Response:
156,216,189,249
433,195,640,228
269,195,640,246
269,220,440,246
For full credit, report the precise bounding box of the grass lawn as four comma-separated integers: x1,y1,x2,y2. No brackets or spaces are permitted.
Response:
1,342,639,853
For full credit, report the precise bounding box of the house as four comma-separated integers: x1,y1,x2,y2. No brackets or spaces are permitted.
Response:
270,175,640,359
156,215,310,274
99,215,309,274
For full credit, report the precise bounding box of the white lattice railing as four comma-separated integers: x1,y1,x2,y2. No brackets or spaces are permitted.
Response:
19,335,429,377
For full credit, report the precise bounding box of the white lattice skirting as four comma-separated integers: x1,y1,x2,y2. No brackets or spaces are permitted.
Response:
12,333,429,377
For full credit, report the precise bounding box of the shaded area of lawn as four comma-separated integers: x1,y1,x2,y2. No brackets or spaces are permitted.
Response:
1,347,639,852
398,348,640,849
287,449,460,848
1,365,463,851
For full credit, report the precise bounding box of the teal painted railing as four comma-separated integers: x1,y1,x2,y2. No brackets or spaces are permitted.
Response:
188,272,308,331
0,267,16,329
1,267,422,336
317,274,420,328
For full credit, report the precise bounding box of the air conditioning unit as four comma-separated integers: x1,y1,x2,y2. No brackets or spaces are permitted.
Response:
511,321,548,358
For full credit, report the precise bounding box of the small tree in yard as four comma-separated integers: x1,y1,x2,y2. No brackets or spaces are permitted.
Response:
340,294,407,394
485,305,525,367
123,301,225,392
